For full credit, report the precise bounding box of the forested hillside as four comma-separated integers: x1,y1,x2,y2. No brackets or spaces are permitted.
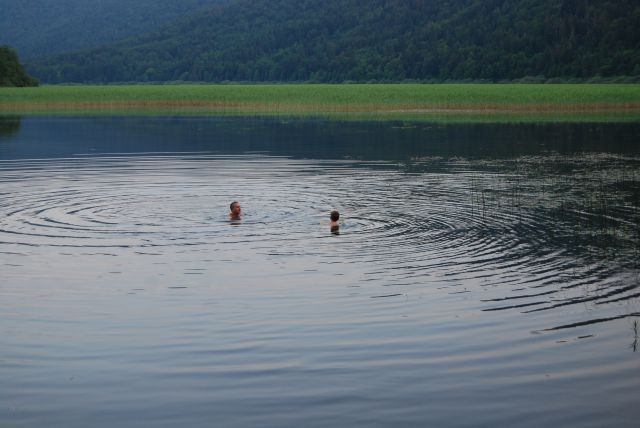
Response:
0,46,39,87
28,0,640,83
0,0,227,59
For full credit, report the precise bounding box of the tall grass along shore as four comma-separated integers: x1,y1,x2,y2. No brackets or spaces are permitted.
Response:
1,84,639,122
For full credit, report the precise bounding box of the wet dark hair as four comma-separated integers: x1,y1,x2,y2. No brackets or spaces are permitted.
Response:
230,201,239,211
330,210,339,221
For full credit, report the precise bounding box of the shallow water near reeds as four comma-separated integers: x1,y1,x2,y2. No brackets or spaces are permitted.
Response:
1,116,640,427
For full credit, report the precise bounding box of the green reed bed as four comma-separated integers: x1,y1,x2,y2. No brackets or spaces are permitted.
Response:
1,84,639,122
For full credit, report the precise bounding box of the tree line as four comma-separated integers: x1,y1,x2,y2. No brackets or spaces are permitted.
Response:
0,46,39,87
27,0,640,83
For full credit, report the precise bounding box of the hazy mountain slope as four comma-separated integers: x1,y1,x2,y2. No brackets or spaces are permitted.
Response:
0,0,228,59
28,0,640,83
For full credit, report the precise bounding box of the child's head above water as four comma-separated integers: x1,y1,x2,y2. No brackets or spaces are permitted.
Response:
330,210,339,222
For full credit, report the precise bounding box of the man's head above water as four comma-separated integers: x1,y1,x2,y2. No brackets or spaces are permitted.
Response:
229,201,241,219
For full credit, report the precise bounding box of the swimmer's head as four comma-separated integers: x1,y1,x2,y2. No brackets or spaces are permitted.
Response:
230,201,241,217
330,210,339,222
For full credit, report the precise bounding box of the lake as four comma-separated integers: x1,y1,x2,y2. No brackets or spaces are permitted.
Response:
1,116,639,427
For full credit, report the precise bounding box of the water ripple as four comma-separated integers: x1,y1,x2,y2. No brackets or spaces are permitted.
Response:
1,152,639,332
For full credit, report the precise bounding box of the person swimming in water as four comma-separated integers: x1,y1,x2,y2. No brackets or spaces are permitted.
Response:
229,201,242,220
330,210,340,232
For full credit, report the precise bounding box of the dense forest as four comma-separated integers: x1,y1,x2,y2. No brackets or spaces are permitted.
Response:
27,0,640,83
0,0,227,59
0,46,39,87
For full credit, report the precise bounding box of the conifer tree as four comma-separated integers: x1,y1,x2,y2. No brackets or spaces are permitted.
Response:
0,45,39,87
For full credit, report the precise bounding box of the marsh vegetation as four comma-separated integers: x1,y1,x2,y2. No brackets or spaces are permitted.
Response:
1,83,639,122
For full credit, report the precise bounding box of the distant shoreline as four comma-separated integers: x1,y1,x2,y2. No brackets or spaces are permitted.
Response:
2,83,639,122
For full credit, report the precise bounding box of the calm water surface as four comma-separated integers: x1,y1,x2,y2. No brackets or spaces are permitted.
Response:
1,117,639,427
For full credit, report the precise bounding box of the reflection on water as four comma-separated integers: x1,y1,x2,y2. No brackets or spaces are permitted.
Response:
1,116,639,160
1,117,639,428
0,116,21,139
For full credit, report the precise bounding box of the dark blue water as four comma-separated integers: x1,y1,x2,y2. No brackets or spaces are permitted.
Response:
1,116,639,428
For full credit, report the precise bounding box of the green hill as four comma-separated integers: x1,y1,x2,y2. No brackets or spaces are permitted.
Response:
0,46,39,87
28,0,640,83
0,0,227,59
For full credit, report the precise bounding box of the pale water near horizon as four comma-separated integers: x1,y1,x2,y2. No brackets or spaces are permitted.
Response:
1,117,639,427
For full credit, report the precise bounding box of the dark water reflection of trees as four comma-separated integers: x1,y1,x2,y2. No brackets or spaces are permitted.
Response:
0,116,21,139
1,117,638,161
